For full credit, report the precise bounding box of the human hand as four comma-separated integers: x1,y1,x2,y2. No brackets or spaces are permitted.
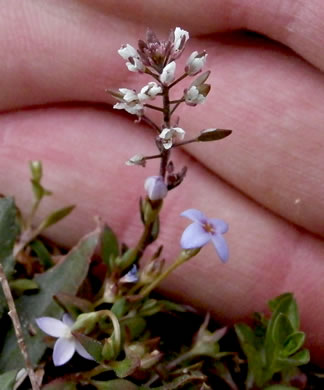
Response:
0,0,323,364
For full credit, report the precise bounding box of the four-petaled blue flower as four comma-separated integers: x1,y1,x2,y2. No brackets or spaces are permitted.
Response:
180,209,229,262
36,314,94,366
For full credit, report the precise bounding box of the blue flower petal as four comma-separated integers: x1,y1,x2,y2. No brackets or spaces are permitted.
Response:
75,341,95,361
36,317,69,338
53,337,75,366
180,222,211,249
209,219,229,234
211,234,229,263
180,209,206,223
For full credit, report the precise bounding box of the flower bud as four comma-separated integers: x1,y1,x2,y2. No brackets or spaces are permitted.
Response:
72,312,98,334
173,27,189,53
138,82,162,101
29,160,43,182
118,44,138,60
184,85,208,106
125,153,146,167
144,176,168,201
159,127,185,149
160,61,176,85
185,51,208,76
126,57,145,72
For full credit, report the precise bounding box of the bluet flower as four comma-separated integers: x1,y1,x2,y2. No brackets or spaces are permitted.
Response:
180,209,229,262
36,314,94,366
144,176,168,200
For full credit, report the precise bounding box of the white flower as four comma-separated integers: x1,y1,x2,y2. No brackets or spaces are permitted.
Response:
144,176,168,201
118,44,138,60
159,127,185,149
185,86,206,105
36,314,94,366
138,82,162,101
125,153,146,167
126,57,145,72
113,102,144,116
160,61,176,85
173,27,189,52
118,88,138,103
185,51,208,75
118,44,145,72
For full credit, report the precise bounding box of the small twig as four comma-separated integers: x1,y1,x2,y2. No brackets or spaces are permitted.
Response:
172,138,198,148
0,264,40,390
144,103,164,112
168,73,188,89
170,101,182,116
141,115,161,133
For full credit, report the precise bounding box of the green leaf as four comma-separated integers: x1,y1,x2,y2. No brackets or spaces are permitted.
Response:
101,224,119,269
111,297,130,318
9,279,39,296
0,227,100,371
39,205,75,230
0,197,20,275
268,293,299,330
0,369,18,390
0,197,20,317
272,313,294,346
121,316,147,340
73,332,103,362
151,372,206,389
197,128,232,142
110,356,140,378
265,294,300,375
54,293,93,316
276,349,310,367
93,379,138,390
282,332,305,357
234,323,265,387
30,239,54,268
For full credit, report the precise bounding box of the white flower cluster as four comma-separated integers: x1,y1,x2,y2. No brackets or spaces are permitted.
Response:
113,82,162,116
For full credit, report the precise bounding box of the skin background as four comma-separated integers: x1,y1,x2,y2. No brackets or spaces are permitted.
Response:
0,0,324,364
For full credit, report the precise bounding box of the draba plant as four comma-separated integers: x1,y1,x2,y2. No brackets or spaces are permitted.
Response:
0,27,314,390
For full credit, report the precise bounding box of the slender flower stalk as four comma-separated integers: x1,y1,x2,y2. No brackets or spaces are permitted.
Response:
138,248,200,299
0,264,39,390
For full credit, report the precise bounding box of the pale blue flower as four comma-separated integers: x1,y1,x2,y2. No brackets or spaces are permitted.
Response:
180,209,229,262
119,265,139,284
144,176,168,201
36,314,94,366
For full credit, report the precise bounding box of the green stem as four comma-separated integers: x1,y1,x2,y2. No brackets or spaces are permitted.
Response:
139,248,200,298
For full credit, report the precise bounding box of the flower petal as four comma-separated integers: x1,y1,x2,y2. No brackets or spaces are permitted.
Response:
211,234,229,263
62,313,74,328
36,317,69,338
180,209,206,223
75,341,95,361
53,337,75,366
180,222,211,249
209,219,229,234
